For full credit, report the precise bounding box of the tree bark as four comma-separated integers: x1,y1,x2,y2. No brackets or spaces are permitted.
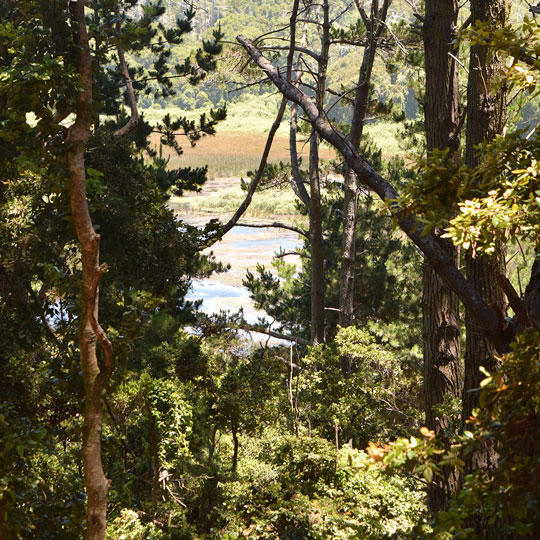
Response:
289,9,312,210
422,0,462,511
67,3,113,540
231,424,239,474
524,257,540,330
235,34,512,353
308,0,330,345
309,131,326,345
339,0,389,376
463,0,508,474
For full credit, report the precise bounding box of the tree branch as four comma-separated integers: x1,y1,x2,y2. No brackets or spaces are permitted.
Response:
236,221,308,239
275,250,310,259
235,323,310,346
236,34,509,352
114,12,139,137
220,1,302,236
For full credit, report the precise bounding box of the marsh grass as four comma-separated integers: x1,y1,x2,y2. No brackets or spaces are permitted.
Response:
157,130,335,178
146,94,403,184
170,182,303,219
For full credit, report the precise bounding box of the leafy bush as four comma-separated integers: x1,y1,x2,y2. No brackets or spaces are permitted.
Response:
212,432,424,539
106,509,166,540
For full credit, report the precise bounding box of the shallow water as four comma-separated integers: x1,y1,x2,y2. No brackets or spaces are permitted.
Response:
186,224,301,329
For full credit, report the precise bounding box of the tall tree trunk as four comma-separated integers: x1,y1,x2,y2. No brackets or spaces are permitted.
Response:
339,0,389,377
289,9,312,210
308,0,330,345
67,3,113,539
208,424,218,465
309,131,326,345
422,0,462,511
463,0,508,474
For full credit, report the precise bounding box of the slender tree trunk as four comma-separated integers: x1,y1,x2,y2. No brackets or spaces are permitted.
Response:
289,11,311,210
339,0,389,376
208,424,218,465
231,424,239,474
308,0,330,345
463,0,508,474
309,132,326,345
67,3,113,539
422,0,462,511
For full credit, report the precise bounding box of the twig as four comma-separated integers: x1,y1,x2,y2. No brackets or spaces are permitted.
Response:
235,221,309,238
275,250,309,259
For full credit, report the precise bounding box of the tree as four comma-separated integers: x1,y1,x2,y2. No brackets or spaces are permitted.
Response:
421,0,462,511
338,0,390,335
237,34,512,348
462,0,509,475
0,1,224,537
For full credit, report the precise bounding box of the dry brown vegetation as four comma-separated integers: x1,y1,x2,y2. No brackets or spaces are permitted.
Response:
151,131,336,178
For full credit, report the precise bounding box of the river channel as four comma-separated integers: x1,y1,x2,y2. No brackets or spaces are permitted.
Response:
185,222,301,325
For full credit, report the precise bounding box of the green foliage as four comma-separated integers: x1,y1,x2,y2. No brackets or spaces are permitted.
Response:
399,16,540,255
213,433,424,539
442,133,540,254
145,375,193,466
106,509,166,540
296,327,420,446
244,144,422,349
377,330,540,538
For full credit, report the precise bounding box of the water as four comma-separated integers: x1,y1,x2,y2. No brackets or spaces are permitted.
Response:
186,224,302,331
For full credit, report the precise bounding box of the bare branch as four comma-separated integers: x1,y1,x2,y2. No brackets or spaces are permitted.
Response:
496,273,532,328
220,1,302,235
235,323,310,346
236,221,309,239
236,34,510,352
275,250,310,259
258,44,322,62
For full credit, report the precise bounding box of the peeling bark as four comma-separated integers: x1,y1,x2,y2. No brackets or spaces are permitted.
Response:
67,3,113,539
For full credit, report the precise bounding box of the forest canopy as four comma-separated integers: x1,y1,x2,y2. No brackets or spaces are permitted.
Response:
1,1,540,539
